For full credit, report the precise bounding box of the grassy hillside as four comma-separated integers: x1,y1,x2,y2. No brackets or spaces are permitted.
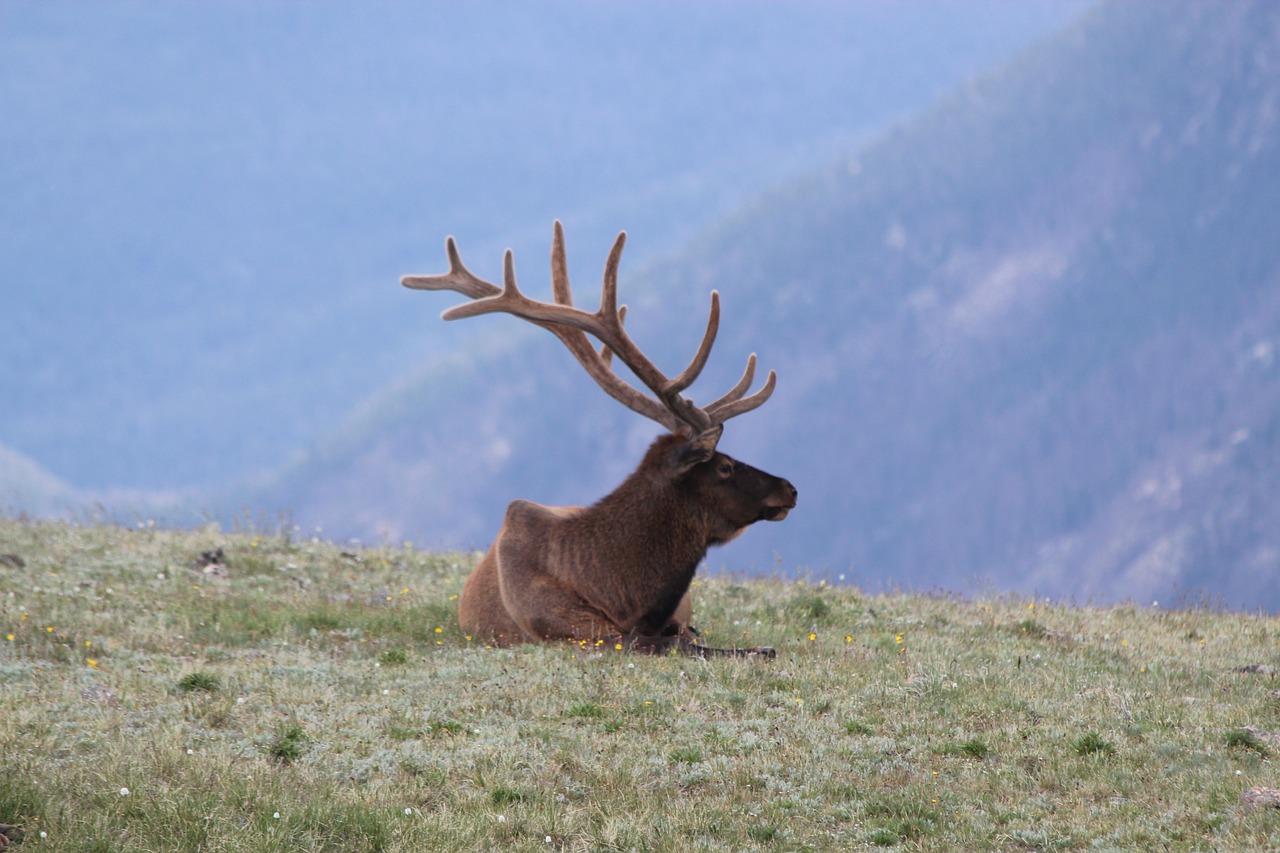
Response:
4,517,1280,851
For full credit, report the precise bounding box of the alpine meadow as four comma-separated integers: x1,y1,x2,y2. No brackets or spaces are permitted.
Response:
4,518,1280,851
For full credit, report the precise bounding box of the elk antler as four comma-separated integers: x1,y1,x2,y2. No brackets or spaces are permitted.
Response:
401,221,776,438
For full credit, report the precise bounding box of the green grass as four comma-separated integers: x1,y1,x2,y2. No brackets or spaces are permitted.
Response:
268,724,310,764
1227,728,1271,757
1070,730,1117,757
4,517,1280,850
175,671,222,693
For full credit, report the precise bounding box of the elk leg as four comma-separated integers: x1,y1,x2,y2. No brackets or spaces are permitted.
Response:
458,548,528,646
494,503,634,642
676,631,776,659
664,596,774,658
497,562,628,644
622,633,683,654
617,627,774,659
670,588,693,632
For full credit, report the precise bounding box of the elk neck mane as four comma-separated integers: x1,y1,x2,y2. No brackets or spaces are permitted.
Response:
588,434,709,527
581,434,710,634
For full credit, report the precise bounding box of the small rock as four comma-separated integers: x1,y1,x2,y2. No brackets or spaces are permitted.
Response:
1241,788,1280,810
0,554,24,569
80,683,120,707
1243,726,1280,747
190,547,227,576
193,547,225,566
1235,663,1276,676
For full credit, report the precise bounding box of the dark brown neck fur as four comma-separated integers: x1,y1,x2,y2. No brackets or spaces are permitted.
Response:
560,434,711,632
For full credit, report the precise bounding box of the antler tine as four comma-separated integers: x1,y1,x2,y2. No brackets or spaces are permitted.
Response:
706,352,758,412
707,366,776,426
400,236,501,303
594,231,713,432
599,305,626,369
553,223,621,369
545,223,689,434
438,249,521,321
600,231,626,323
665,291,719,395
503,249,519,295
551,220,573,307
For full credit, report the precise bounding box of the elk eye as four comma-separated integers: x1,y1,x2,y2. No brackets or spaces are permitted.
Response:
717,461,734,478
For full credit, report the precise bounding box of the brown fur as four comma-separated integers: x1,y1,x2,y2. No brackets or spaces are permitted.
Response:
458,432,796,656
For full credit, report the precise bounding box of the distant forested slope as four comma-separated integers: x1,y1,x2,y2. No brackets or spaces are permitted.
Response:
246,1,1280,610
1,1,1078,491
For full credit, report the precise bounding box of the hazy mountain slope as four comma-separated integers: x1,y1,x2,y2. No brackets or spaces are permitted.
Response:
250,0,1280,609
736,0,1280,606
0,443,76,515
0,1,1082,493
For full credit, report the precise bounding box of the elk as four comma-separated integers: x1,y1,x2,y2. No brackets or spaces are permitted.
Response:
402,222,796,657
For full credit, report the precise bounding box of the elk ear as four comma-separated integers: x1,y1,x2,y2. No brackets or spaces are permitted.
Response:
675,425,723,473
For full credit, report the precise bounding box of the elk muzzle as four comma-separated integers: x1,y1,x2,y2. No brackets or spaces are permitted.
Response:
756,478,798,522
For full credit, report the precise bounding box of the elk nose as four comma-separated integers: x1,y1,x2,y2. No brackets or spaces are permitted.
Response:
783,480,798,504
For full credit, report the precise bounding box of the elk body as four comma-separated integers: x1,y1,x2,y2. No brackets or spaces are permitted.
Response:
402,222,796,656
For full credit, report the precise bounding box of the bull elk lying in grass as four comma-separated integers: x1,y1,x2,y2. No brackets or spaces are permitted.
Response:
402,222,796,657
